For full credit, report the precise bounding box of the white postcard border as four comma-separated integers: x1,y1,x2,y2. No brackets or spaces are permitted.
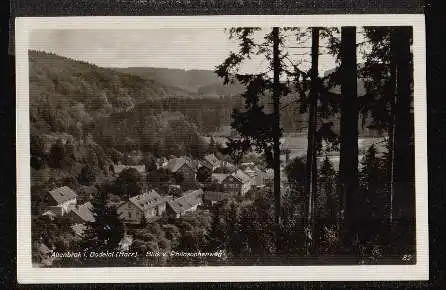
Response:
16,15,428,283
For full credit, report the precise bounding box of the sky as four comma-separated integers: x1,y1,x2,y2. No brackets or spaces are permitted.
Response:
29,28,365,74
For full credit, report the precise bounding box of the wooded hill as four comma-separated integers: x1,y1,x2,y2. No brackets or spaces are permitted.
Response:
29,50,379,140
113,67,245,97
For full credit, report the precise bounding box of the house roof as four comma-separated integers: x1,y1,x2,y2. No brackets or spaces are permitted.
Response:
233,169,252,183
223,174,243,184
166,158,188,173
203,191,229,202
114,164,146,175
128,190,169,212
168,189,203,215
198,159,213,170
71,202,95,223
211,173,229,184
204,154,220,167
48,186,77,205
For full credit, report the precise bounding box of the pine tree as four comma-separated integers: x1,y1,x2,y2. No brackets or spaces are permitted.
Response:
216,27,289,225
338,26,359,251
390,26,415,255
360,26,414,255
82,191,125,254
303,27,320,256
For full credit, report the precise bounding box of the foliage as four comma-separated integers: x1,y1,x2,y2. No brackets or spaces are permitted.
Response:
32,215,80,253
48,139,65,168
284,157,306,189
215,28,284,168
143,153,157,173
173,172,185,185
78,165,96,186
82,191,125,252
147,168,171,191
113,167,142,197
196,166,212,183
357,145,389,243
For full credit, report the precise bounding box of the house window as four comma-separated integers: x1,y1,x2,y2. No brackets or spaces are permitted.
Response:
128,212,131,218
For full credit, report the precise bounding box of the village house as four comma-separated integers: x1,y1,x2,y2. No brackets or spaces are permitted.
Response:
117,190,172,224
198,158,213,171
165,157,197,184
203,191,230,207
42,186,77,218
166,189,204,218
203,153,221,170
211,173,229,190
68,201,95,224
221,160,236,171
221,170,253,197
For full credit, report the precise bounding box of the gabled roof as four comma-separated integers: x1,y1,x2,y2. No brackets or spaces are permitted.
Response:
204,154,220,167
203,191,229,203
71,202,95,223
198,159,213,170
48,186,77,205
166,157,190,173
222,174,243,184
127,190,170,212
232,169,252,184
168,189,203,215
211,173,229,184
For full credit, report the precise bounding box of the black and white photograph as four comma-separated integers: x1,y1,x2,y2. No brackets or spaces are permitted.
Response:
15,15,428,282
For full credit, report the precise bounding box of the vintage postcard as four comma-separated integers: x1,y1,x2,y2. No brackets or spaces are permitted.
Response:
16,15,428,283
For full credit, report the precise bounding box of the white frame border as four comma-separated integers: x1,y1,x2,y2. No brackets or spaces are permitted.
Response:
16,15,428,283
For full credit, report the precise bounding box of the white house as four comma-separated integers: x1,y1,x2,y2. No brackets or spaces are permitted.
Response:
167,189,204,218
42,186,77,217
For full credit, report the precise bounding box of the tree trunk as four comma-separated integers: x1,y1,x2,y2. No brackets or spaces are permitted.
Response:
339,26,359,250
390,26,414,254
272,27,281,225
305,27,319,256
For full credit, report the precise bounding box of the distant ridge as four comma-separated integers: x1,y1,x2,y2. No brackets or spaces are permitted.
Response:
113,67,245,97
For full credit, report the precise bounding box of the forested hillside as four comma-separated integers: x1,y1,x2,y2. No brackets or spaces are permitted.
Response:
113,67,245,97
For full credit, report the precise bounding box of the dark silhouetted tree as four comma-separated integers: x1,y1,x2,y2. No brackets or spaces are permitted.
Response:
82,191,125,254
338,26,359,251
390,26,415,255
48,139,65,168
197,166,212,183
216,27,291,226
79,165,96,186
115,167,142,198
